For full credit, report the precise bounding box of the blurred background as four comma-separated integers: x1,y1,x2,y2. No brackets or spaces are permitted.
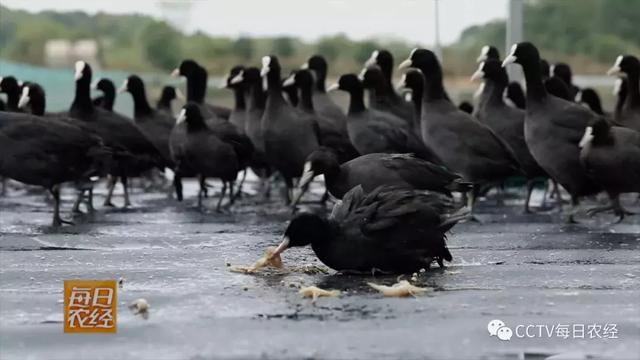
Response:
1,0,638,115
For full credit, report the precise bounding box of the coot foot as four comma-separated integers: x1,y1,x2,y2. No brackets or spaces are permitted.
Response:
53,216,75,227
215,182,228,212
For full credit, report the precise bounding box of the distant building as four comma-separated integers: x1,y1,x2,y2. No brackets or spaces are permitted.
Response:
44,39,100,68
157,0,193,33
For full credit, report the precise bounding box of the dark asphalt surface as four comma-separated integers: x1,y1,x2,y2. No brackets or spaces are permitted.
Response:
0,178,639,360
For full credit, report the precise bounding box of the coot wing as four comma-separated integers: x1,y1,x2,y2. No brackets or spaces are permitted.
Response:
381,153,460,186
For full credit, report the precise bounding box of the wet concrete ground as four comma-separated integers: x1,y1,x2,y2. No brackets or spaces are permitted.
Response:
0,178,639,360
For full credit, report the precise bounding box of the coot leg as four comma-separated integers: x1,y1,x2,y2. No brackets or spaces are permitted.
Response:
228,182,235,206
72,189,84,214
235,169,247,199
550,181,564,204
104,176,117,207
496,184,505,206
87,188,95,213
197,175,206,209
320,190,329,206
121,177,131,207
524,179,535,213
565,196,580,224
284,177,294,205
216,182,227,212
587,194,635,222
465,191,479,222
174,171,183,201
50,185,73,227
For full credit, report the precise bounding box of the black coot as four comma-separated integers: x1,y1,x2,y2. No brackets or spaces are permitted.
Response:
579,117,640,222
0,76,22,112
607,55,640,131
156,86,181,116
364,50,415,113
228,67,272,192
552,63,580,100
171,103,240,210
0,109,109,226
171,60,231,120
273,185,469,273
476,45,526,109
281,71,299,107
261,55,320,203
18,82,109,213
119,75,174,165
398,50,521,209
173,61,253,196
302,55,348,133
283,69,359,164
502,42,602,221
471,59,548,212
360,64,415,127
613,78,628,120
329,74,442,165
92,78,116,111
576,88,605,116
293,148,471,205
69,61,164,207
224,65,248,134
540,59,572,101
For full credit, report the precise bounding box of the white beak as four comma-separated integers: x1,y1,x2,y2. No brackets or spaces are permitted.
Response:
229,71,244,85
272,236,290,257
282,74,296,87
300,62,309,69
501,55,517,67
357,68,368,81
171,68,180,77
91,80,98,90
260,66,270,77
176,109,186,124
606,66,622,76
579,126,594,148
398,59,412,70
74,61,85,81
476,54,487,63
117,80,128,93
326,83,339,92
18,86,30,109
364,56,377,68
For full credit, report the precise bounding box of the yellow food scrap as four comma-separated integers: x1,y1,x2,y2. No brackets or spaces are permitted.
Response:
368,280,430,297
129,298,150,319
299,286,340,302
229,247,283,274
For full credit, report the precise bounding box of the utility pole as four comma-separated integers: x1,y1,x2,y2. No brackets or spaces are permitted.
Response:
506,0,523,82
434,0,442,61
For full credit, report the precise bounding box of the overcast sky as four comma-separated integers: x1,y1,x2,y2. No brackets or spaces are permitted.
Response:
2,0,508,45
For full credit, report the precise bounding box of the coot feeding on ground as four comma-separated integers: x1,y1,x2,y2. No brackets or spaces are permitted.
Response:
273,185,469,273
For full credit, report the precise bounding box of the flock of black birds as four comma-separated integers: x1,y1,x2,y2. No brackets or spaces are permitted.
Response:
1,41,639,273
